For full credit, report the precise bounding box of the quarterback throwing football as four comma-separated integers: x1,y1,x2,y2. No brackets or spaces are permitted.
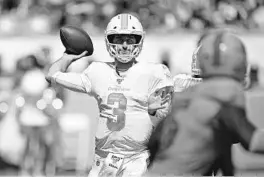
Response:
46,13,173,176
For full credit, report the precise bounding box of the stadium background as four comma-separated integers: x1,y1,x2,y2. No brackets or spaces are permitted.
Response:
1,0,264,175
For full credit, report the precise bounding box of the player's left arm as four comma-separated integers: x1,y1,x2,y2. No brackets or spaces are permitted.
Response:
148,64,174,122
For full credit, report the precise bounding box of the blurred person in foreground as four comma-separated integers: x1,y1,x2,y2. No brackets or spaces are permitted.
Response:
147,31,264,176
173,29,251,176
46,13,173,176
231,63,264,171
173,29,251,92
16,69,63,176
244,63,264,140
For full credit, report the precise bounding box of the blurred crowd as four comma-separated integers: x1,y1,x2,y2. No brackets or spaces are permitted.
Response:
0,45,67,176
1,0,264,35
0,40,95,175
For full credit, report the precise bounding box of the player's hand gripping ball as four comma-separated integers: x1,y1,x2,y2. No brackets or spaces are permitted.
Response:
60,26,94,56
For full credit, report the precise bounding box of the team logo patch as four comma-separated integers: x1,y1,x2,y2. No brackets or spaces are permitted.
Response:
105,153,124,173
117,78,124,84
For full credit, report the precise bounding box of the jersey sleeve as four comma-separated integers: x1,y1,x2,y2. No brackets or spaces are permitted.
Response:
173,74,190,92
173,74,202,92
149,64,174,96
50,63,94,94
81,62,96,93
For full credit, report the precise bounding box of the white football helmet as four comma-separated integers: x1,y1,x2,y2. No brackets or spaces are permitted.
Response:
105,13,145,63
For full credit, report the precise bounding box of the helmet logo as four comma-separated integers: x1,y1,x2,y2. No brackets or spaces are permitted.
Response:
117,78,124,84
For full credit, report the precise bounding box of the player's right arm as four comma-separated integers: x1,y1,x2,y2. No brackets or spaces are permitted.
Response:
46,51,92,93
218,104,264,153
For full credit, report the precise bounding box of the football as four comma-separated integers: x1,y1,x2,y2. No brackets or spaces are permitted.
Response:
60,26,94,56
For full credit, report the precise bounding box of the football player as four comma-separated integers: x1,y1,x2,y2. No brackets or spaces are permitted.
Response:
147,31,264,176
174,30,250,92
46,13,173,176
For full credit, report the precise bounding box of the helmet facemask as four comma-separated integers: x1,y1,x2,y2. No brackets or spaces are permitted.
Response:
106,34,143,63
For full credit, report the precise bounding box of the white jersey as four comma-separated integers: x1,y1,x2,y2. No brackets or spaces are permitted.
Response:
173,74,202,92
52,61,173,157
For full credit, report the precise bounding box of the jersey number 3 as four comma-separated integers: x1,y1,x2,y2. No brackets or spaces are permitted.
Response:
107,93,127,131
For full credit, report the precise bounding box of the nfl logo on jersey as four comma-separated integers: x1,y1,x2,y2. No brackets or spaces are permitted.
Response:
117,78,124,84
